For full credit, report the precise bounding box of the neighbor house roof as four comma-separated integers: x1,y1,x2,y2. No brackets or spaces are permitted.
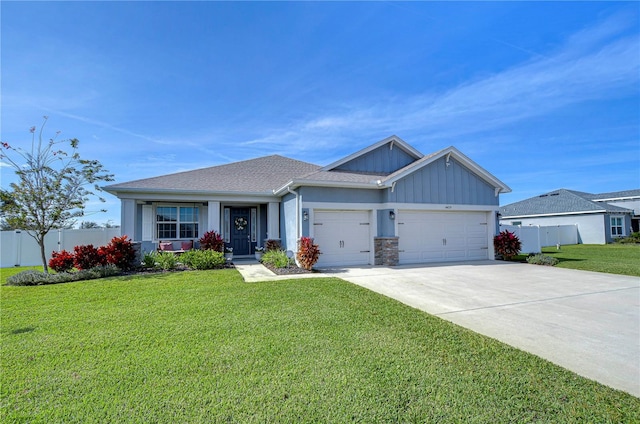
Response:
104,155,321,195
587,189,640,201
500,189,635,218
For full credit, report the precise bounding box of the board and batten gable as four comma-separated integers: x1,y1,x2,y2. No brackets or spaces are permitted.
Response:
333,143,418,174
299,186,383,204
387,156,498,205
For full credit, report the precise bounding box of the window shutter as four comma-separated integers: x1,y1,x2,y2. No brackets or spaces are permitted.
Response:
142,205,153,241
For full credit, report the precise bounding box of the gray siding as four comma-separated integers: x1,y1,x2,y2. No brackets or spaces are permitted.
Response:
335,144,416,174
377,209,395,237
300,186,383,203
387,157,497,205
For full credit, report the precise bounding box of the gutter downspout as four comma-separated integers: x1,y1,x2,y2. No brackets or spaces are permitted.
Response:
287,186,300,243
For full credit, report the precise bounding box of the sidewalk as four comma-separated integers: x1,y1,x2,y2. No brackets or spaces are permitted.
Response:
233,259,328,282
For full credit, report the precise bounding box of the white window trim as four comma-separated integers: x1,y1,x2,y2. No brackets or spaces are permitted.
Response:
610,215,625,237
155,204,200,240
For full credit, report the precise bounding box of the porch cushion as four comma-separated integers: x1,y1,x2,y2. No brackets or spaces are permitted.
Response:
159,242,174,251
181,241,193,251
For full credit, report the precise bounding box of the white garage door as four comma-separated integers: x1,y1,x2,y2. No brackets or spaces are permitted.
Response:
313,210,371,267
398,211,488,264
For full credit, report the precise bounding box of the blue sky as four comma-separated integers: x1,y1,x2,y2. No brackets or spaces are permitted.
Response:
2,1,639,226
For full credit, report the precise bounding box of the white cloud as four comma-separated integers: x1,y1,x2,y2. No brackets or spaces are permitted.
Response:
236,11,638,153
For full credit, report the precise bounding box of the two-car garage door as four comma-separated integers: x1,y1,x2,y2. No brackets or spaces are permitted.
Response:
397,211,489,264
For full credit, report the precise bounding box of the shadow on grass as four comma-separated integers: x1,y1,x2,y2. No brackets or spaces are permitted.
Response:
10,326,36,335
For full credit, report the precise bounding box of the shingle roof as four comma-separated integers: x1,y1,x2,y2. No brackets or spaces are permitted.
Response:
105,155,320,194
500,189,635,218
587,189,640,200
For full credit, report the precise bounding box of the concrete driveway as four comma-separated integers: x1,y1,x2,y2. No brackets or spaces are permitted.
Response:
322,260,640,397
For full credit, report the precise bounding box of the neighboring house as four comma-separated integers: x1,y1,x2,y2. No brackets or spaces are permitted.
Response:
499,189,640,245
105,136,510,267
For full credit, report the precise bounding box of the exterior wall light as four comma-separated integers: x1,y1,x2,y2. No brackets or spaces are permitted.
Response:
303,210,309,221
389,211,396,220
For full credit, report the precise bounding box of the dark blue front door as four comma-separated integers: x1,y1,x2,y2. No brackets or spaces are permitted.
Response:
230,208,250,255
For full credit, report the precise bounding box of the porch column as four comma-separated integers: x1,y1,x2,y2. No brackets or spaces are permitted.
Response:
267,202,280,240
207,201,221,233
121,199,136,239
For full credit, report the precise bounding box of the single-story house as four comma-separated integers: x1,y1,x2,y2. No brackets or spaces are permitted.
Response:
105,136,510,267
499,189,640,244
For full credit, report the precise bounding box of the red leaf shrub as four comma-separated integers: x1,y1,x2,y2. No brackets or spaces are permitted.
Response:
493,230,522,260
265,239,281,251
103,235,136,270
73,244,106,270
199,231,224,252
48,250,75,273
296,237,321,271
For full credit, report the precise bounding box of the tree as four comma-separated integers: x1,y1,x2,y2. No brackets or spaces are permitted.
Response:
0,117,114,273
79,221,101,229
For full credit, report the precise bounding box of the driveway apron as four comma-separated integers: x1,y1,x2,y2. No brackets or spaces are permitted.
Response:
322,261,640,397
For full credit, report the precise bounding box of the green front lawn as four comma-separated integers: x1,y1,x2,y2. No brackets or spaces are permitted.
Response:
2,270,638,422
541,243,640,276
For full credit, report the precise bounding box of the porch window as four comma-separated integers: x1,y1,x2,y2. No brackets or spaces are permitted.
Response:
156,206,199,239
610,216,624,237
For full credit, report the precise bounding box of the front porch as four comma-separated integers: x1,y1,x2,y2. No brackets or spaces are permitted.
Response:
119,199,281,255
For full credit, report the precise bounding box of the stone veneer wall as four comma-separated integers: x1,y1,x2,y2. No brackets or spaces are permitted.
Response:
374,237,399,266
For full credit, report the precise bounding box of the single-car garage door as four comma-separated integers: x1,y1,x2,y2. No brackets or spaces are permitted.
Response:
313,210,371,267
398,211,489,264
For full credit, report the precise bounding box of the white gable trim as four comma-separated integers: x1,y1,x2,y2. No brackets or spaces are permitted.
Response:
319,135,423,172
383,146,511,194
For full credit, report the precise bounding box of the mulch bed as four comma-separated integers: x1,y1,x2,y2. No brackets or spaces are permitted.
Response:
259,262,318,275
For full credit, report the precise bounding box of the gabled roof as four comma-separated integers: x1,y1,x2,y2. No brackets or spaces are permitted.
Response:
274,145,511,195
319,135,422,172
104,155,320,195
380,146,511,194
500,189,635,218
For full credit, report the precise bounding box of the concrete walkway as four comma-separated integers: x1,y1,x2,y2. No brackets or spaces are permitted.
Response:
234,259,640,397
233,259,328,282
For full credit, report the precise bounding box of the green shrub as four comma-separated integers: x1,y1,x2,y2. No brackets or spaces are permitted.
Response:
616,232,640,244
156,251,178,270
526,254,559,266
261,250,293,268
6,270,52,286
180,250,225,270
142,251,159,269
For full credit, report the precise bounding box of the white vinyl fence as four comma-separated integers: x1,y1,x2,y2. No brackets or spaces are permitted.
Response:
499,224,578,254
1,228,121,268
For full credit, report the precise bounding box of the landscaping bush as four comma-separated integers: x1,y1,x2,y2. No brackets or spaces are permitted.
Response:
6,270,53,286
48,250,75,273
142,251,159,269
180,249,225,270
265,239,281,251
527,254,560,266
199,231,224,252
297,237,321,270
156,252,178,270
261,249,293,268
73,244,106,270
103,235,136,270
4,266,119,286
616,232,640,244
494,230,522,260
